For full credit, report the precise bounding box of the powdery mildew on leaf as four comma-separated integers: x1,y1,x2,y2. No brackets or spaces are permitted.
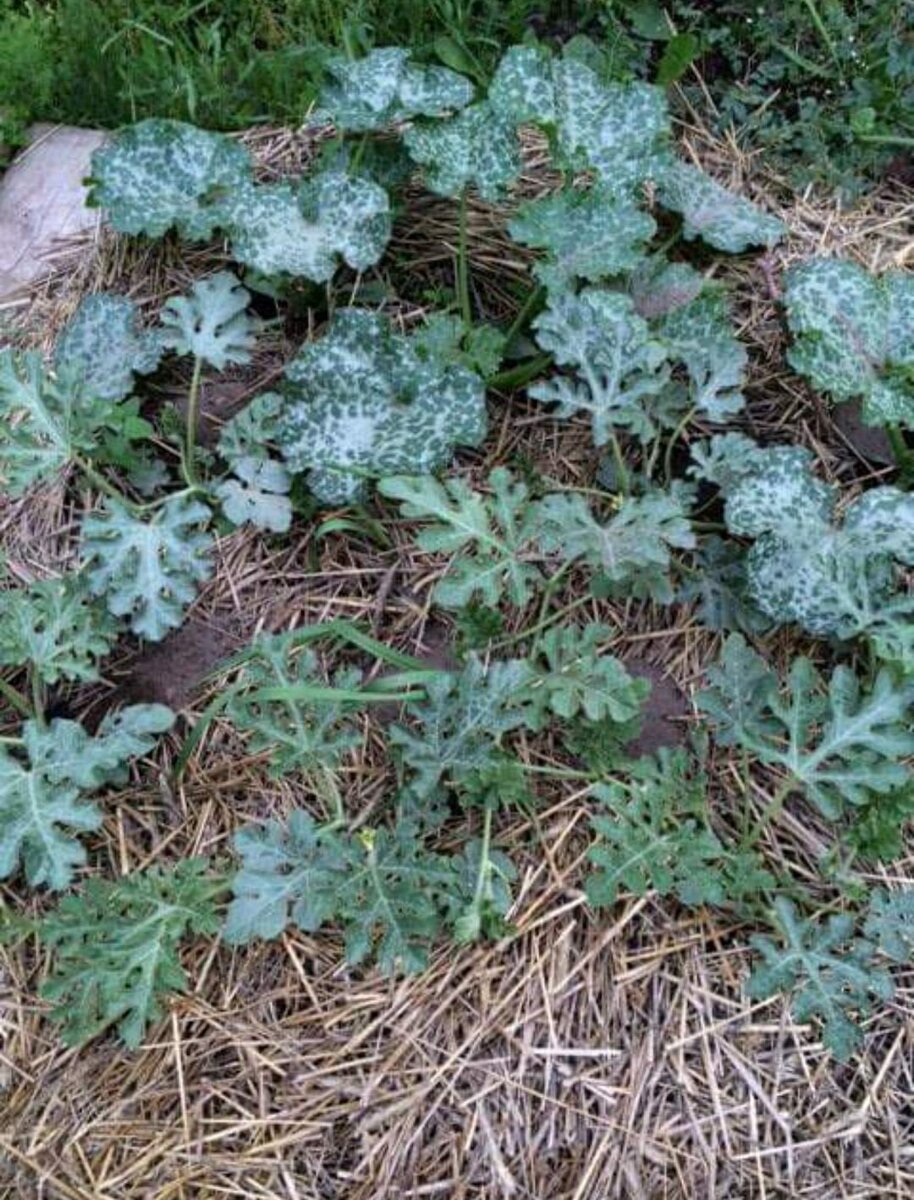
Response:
530,289,669,445
225,172,391,280
276,309,487,505
319,47,473,131
158,272,255,369
403,102,521,200
81,496,214,641
54,294,164,403
87,119,252,240
509,186,656,287
656,161,786,253
785,258,914,426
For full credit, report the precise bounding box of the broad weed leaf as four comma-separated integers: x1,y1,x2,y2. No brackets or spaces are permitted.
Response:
718,448,914,651
54,294,164,403
159,272,256,369
699,635,914,818
87,119,252,240
785,258,914,426
276,309,486,505
748,897,892,1061
225,172,391,280
531,289,669,446
0,351,113,496
379,469,546,609
81,496,213,642
39,859,221,1047
489,47,670,192
509,186,656,288
404,101,521,200
553,58,670,189
656,161,785,253
0,574,118,685
536,487,695,603
319,47,473,131
723,445,834,538
488,44,556,125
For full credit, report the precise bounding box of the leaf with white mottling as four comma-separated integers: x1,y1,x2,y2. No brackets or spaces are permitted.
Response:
785,258,914,426
87,119,252,240
158,272,255,369
54,295,164,403
215,456,292,533
509,186,656,288
656,161,785,253
225,172,391,281
319,47,473,131
404,102,520,200
276,309,486,505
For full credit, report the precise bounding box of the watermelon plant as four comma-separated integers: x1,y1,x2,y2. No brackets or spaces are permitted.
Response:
1,39,912,1063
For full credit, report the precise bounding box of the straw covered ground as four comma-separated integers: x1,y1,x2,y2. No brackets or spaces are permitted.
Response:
2,108,914,1199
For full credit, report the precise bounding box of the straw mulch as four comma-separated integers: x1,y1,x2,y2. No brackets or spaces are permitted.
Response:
2,108,914,1200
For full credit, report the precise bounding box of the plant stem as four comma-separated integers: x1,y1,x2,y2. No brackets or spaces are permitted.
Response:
490,594,596,652
182,356,204,488
466,804,494,927
488,352,553,392
858,133,914,147
799,0,844,77
30,669,45,727
605,429,630,496
457,187,472,326
0,676,32,719
885,423,914,478
504,284,547,347
663,404,697,483
73,456,136,510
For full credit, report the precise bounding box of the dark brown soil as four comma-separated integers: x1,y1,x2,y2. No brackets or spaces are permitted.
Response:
624,657,690,756
833,399,895,465
113,618,241,709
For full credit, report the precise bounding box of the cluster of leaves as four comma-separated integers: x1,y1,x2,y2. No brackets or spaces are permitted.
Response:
3,37,914,1067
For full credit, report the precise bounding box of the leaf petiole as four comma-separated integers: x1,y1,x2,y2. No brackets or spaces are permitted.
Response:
182,356,205,488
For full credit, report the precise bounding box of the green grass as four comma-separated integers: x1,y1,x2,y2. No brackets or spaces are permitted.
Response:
0,0,613,131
